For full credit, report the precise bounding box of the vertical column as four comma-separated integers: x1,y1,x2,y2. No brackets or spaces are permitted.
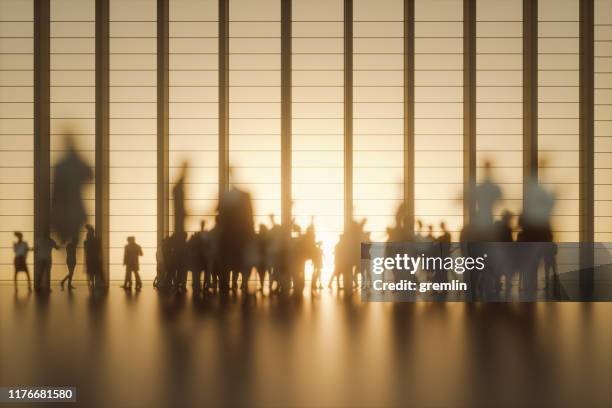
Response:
157,0,169,246
218,0,229,196
281,0,292,229
523,0,538,191
96,0,110,282
463,0,476,226
579,0,594,295
404,0,415,237
33,0,50,288
344,0,353,229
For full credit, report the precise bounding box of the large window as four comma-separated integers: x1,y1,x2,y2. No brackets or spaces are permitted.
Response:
415,0,463,240
109,0,157,279
538,0,580,242
0,0,33,280
476,0,523,222
229,0,281,228
353,0,404,242
595,0,612,243
292,0,344,277
50,0,96,278
169,0,218,234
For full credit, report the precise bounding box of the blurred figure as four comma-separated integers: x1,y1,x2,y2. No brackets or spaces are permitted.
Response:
60,237,78,290
216,186,256,292
154,236,174,290
415,219,424,242
434,222,452,284
13,231,31,292
172,231,189,293
472,161,501,232
189,220,209,293
51,134,93,244
266,214,283,291
255,224,270,291
173,162,188,235
311,241,324,291
84,225,104,291
122,236,143,290
494,211,515,294
329,234,347,290
34,235,59,292
495,210,514,242
519,174,556,295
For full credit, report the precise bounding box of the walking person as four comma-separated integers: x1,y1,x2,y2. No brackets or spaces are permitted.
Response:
122,236,143,290
13,232,31,292
34,235,59,292
61,237,78,290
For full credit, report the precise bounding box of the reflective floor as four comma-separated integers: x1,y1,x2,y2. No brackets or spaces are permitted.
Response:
1,284,611,407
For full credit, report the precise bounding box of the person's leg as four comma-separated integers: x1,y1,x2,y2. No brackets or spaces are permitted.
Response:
14,270,18,291
135,270,142,289
67,264,76,289
231,270,238,291
122,267,131,288
192,268,201,292
25,270,31,291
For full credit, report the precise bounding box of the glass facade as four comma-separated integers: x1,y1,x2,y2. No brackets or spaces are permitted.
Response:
0,0,610,281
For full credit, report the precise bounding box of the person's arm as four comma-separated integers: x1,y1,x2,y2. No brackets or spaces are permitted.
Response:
123,248,127,266
139,245,143,257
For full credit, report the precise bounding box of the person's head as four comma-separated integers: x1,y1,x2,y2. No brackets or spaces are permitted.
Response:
14,231,23,242
428,225,434,234
127,236,135,244
440,221,447,232
200,220,206,231
483,160,493,179
502,210,513,224
416,219,423,230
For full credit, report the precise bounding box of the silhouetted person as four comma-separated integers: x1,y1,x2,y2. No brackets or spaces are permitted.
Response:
472,161,501,232
255,224,270,291
173,162,188,235
495,210,514,242
266,214,283,291
84,225,104,291
122,236,143,290
190,220,209,293
13,231,31,292
520,175,556,296
172,231,189,293
34,235,59,292
51,134,93,244
155,236,174,289
311,241,324,291
216,186,256,292
493,211,515,294
329,234,347,290
61,237,78,290
435,222,452,284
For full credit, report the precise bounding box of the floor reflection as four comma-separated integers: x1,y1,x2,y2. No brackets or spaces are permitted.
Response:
1,285,611,407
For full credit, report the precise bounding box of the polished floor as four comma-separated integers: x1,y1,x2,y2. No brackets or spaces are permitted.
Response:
1,283,611,407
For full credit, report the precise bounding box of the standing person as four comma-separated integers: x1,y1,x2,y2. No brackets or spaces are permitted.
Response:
122,236,143,290
61,237,78,290
13,232,31,292
84,225,103,290
34,235,59,292
435,222,452,284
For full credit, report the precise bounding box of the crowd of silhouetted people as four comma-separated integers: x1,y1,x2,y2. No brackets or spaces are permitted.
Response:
10,135,559,300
